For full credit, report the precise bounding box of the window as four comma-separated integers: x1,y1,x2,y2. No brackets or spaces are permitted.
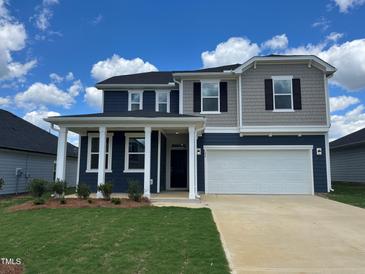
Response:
128,91,143,111
201,81,220,113
156,91,170,112
272,76,293,111
124,133,145,172
86,134,113,172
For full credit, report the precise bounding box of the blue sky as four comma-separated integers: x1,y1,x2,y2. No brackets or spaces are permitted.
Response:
0,0,365,144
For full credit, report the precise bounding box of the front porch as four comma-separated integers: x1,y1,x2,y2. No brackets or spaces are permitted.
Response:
45,112,205,200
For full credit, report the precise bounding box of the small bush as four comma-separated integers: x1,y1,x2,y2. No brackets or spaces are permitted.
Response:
128,180,142,202
77,184,91,199
87,198,93,204
52,180,67,197
111,197,121,205
29,179,49,198
33,198,45,205
0,177,4,190
98,183,113,200
60,197,66,204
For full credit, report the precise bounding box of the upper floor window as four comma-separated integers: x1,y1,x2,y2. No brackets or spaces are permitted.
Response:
128,91,143,111
201,81,220,113
124,133,145,172
155,91,170,112
86,134,113,172
272,76,293,111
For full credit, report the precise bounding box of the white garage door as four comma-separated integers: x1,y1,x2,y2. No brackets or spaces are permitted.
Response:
205,146,313,194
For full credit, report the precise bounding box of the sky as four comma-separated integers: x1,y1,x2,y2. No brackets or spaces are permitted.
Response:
0,0,365,146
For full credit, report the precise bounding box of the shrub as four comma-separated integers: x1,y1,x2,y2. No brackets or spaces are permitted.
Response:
87,198,93,204
60,197,66,204
77,184,91,199
0,178,4,190
111,197,121,205
98,183,113,200
52,180,67,197
33,197,45,205
29,179,49,198
127,180,142,202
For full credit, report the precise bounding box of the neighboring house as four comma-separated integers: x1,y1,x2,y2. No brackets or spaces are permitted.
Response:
0,109,78,195
45,55,335,199
330,128,365,183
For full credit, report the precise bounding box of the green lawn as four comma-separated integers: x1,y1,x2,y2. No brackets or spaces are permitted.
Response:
327,182,365,208
0,197,229,274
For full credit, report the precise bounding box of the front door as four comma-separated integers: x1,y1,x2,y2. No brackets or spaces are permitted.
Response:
170,149,187,188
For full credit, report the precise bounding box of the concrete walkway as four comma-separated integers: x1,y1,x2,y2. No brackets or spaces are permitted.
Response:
203,195,365,274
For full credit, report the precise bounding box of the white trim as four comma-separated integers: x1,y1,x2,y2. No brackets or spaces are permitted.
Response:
200,80,220,114
325,133,332,192
204,144,315,195
46,116,205,123
324,75,331,127
155,90,170,113
157,131,161,193
144,127,152,198
97,127,107,198
238,75,242,128
179,80,183,114
55,127,68,181
188,126,196,199
272,75,294,111
124,132,145,173
101,90,104,113
76,134,81,186
128,90,143,111
96,83,176,89
240,125,329,134
205,127,240,133
86,132,113,173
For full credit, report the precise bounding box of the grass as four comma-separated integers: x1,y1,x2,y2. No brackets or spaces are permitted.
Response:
0,197,229,274
327,182,365,208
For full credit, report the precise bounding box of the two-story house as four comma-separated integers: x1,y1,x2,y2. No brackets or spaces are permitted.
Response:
45,55,336,199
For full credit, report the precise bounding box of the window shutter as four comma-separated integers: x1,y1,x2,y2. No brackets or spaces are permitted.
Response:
293,78,302,110
220,82,228,112
264,79,273,110
193,82,201,112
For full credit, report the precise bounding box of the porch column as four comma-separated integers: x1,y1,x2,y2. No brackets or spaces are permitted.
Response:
55,127,68,181
97,126,107,198
144,127,152,198
188,126,196,199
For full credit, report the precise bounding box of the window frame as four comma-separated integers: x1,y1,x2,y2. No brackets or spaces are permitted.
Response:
272,76,294,112
128,90,143,111
124,133,145,173
200,80,221,114
86,133,113,173
155,90,170,113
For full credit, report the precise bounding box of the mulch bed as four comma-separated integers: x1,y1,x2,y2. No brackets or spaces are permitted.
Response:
7,198,150,212
0,264,23,274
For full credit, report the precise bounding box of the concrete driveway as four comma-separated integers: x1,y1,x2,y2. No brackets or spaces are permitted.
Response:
204,195,365,274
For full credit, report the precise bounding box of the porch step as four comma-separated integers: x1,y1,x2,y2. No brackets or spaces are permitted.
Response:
150,198,201,203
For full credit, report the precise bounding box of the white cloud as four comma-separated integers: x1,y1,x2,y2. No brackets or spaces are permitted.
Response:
333,0,365,12
15,82,75,110
65,72,74,81
330,95,360,112
84,87,102,109
0,1,36,81
330,105,365,140
0,96,11,106
201,37,260,68
326,32,344,42
91,54,158,81
23,109,60,132
312,16,330,31
49,72,63,83
68,80,82,97
32,0,59,31
262,34,288,50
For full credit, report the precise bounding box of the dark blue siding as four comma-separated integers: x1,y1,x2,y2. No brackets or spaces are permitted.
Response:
103,91,128,113
143,91,155,111
197,134,328,193
170,90,179,114
79,131,158,193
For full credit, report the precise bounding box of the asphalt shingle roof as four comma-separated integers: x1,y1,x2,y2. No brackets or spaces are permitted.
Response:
330,128,365,149
0,109,78,157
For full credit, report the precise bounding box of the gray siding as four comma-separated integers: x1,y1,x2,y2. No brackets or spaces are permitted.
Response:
241,64,327,126
183,80,238,127
331,146,365,183
0,149,77,195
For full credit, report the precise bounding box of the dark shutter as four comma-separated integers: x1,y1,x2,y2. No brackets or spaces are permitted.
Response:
292,78,302,110
220,82,228,112
193,82,201,112
264,79,273,110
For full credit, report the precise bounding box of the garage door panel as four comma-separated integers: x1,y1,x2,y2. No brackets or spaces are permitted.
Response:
205,148,313,194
